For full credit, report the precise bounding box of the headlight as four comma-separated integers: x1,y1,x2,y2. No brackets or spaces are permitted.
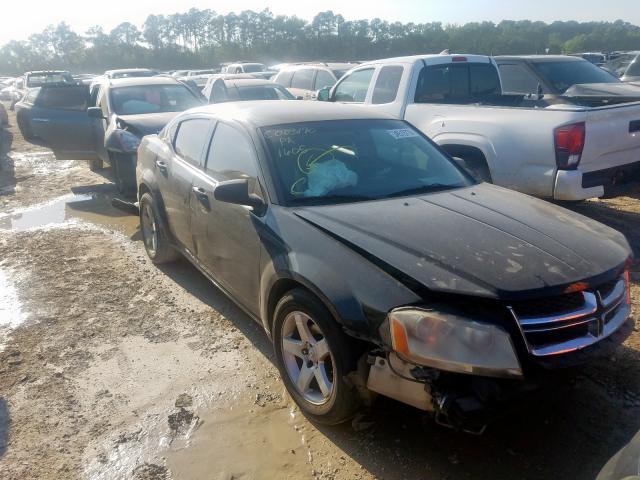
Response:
112,129,141,152
389,308,522,378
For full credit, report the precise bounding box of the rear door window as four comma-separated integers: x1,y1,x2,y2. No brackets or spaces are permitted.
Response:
334,68,375,103
314,70,336,90
414,63,500,103
291,69,315,90
372,66,403,104
174,118,212,167
498,63,541,94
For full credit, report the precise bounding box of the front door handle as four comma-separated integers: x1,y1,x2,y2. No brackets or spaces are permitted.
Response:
155,160,168,174
192,186,211,210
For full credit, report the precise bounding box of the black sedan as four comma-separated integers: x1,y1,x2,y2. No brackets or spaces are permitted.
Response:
136,102,632,427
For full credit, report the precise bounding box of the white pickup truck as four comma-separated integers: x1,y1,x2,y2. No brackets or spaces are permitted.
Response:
317,54,640,200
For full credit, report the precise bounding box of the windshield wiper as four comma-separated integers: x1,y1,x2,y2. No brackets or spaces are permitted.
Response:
383,184,462,198
290,194,374,205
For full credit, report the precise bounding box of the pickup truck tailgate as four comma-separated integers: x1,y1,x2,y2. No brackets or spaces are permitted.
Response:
581,102,640,173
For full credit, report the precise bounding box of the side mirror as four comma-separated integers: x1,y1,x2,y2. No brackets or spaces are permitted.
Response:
87,107,104,119
214,179,265,210
317,86,332,102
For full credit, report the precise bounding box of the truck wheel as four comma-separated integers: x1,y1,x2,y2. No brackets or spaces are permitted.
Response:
139,192,180,264
89,158,103,172
273,288,361,425
112,153,136,197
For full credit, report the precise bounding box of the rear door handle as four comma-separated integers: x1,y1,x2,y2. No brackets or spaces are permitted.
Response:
155,160,168,174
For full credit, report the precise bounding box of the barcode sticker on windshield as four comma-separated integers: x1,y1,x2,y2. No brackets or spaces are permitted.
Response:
387,128,419,139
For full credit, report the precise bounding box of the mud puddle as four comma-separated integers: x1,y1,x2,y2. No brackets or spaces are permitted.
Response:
167,402,313,480
0,192,139,236
7,150,76,176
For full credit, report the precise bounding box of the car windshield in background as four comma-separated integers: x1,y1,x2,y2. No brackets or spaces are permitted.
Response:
262,119,472,205
27,74,73,87
626,61,640,76
531,61,619,93
237,85,295,100
242,64,265,73
110,84,202,115
111,71,158,79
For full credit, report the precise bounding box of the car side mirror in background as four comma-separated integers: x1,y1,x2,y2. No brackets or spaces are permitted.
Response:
214,179,265,210
317,86,331,102
87,107,104,119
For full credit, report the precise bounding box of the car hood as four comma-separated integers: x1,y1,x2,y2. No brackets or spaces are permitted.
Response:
293,184,630,300
117,112,180,137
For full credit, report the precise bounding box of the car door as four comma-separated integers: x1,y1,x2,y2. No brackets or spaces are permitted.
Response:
190,121,262,314
331,67,375,103
30,84,99,160
90,86,110,162
160,117,214,253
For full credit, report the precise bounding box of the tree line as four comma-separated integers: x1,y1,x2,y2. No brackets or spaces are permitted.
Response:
1,8,639,74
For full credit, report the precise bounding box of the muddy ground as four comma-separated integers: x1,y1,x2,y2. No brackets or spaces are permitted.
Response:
0,103,639,480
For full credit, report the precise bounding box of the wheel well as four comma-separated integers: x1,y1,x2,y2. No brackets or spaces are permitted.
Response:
440,144,492,182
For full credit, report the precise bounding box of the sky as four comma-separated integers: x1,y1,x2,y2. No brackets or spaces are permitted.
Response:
2,0,639,46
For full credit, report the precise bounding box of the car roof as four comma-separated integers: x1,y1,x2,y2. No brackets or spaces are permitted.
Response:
280,63,358,72
494,55,585,62
105,68,155,74
223,79,275,87
187,101,396,127
108,76,182,87
25,70,70,75
361,54,491,65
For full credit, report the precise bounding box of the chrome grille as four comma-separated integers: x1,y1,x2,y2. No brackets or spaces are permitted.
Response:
508,276,630,356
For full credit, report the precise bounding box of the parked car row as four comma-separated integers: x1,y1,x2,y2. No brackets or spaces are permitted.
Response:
3,53,638,430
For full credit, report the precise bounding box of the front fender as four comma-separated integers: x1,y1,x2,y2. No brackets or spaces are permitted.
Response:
258,219,421,342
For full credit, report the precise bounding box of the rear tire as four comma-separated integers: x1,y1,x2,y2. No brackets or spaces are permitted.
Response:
139,192,180,264
273,288,362,425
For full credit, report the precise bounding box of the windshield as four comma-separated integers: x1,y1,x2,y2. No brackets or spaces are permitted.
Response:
237,85,294,100
242,64,265,73
262,119,472,205
111,70,157,79
26,73,73,87
531,60,619,93
626,61,640,77
110,84,202,115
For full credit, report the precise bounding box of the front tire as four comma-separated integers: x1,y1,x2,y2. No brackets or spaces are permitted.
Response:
89,157,103,171
273,288,361,425
139,192,180,264
111,153,136,197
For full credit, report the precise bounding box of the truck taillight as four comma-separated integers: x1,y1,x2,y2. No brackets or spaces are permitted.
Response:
554,122,585,170
452,56,468,62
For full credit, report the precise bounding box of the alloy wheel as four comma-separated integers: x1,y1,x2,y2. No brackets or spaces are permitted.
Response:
141,202,158,256
281,311,335,405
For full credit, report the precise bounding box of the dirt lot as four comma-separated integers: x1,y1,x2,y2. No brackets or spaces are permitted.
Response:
0,103,639,480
